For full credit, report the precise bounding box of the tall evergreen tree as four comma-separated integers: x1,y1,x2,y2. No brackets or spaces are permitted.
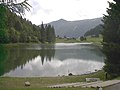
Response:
51,26,56,43
0,5,9,43
46,24,56,43
103,0,120,78
46,24,52,43
40,22,46,43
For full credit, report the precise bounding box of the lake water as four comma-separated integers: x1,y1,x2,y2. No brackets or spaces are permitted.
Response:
0,43,105,77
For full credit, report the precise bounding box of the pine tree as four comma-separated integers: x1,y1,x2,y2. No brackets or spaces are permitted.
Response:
0,0,31,43
46,24,56,43
0,5,9,43
103,0,120,78
46,24,52,43
51,26,56,43
40,22,46,43
0,0,31,15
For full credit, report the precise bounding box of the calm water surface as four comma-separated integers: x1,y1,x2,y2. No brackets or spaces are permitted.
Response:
0,43,105,77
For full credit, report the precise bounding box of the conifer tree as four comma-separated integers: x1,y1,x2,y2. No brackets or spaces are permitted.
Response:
103,0,120,78
40,22,46,43
0,5,9,43
46,24,56,43
51,26,56,43
0,0,31,15
0,0,31,43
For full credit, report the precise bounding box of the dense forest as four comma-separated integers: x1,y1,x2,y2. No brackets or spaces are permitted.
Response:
84,24,103,37
0,5,56,44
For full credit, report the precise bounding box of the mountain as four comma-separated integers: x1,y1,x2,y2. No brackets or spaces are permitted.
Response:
49,18,103,38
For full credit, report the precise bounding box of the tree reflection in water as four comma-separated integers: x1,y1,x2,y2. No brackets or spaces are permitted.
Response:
0,44,55,76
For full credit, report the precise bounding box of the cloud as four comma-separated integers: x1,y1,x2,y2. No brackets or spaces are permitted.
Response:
29,0,52,15
25,0,113,25
27,0,40,15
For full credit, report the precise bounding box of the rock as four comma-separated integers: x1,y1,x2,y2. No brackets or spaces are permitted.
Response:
25,81,30,86
68,73,73,76
98,87,103,90
85,78,100,82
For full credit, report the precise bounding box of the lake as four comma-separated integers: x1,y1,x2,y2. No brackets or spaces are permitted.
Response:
0,43,105,77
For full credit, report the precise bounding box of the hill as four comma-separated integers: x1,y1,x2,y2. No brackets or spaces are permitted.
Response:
0,8,55,44
84,24,104,37
49,18,103,38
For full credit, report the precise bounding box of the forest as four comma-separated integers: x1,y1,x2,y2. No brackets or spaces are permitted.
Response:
84,24,103,37
0,5,56,44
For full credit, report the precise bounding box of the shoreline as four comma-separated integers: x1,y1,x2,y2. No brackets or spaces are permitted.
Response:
1,42,104,78
0,70,105,90
0,38,104,90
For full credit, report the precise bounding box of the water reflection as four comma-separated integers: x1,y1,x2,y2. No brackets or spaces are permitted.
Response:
0,43,105,77
0,44,55,76
0,45,8,76
55,43,104,62
4,58,104,77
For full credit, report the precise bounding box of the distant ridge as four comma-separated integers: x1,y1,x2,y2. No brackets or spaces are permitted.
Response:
49,17,103,38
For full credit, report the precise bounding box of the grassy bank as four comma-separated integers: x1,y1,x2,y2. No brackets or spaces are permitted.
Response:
0,87,96,90
0,70,105,90
56,36,103,45
85,36,103,46
1,36,103,46
56,38,80,43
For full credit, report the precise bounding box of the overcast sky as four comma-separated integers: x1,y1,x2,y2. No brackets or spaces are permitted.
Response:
25,0,113,25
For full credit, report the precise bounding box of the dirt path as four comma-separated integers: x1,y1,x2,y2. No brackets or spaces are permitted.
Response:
48,80,120,88
105,83,120,90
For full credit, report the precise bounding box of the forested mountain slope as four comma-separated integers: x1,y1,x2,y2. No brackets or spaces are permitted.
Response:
84,24,103,37
0,7,55,44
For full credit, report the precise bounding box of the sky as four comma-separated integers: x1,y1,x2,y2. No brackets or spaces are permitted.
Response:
25,0,113,25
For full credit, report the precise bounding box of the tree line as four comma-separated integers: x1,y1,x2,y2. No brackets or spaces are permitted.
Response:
0,5,56,44
84,24,103,37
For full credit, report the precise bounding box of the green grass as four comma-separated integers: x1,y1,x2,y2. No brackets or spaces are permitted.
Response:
0,87,96,90
56,36,103,46
83,35,103,46
56,38,80,43
0,70,105,90
86,36,102,42
2,36,103,45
